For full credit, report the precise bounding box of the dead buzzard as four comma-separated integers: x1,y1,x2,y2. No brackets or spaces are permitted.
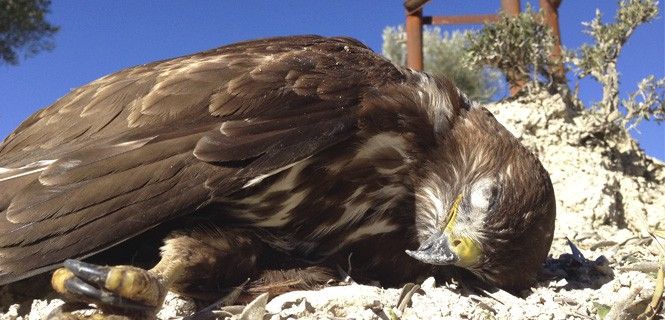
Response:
0,36,555,317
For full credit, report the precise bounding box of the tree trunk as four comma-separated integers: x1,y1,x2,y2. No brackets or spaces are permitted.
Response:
602,62,621,120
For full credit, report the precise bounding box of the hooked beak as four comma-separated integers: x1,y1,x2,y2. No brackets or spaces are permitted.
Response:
405,231,458,265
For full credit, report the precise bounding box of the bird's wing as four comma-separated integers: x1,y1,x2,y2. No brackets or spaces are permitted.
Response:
0,35,406,284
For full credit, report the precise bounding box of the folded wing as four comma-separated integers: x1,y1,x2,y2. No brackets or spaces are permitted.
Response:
0,36,406,284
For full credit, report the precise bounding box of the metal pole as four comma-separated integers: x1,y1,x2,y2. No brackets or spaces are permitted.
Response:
500,0,523,96
500,0,521,15
426,14,499,25
406,8,424,71
540,0,565,81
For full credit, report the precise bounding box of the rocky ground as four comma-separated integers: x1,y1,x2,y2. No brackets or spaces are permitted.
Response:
1,90,664,319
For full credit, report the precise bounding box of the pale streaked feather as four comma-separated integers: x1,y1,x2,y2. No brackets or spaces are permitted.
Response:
0,160,57,182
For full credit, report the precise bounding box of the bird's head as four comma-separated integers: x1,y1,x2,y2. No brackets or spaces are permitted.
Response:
359,73,555,290
403,83,556,291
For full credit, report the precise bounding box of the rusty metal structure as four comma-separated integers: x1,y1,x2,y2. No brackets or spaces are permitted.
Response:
540,0,564,80
403,0,564,95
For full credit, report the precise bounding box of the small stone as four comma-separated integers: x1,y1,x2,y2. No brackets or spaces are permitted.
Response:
618,275,632,287
0,304,19,320
553,278,568,288
28,300,64,320
157,292,197,319
239,293,268,320
420,277,436,290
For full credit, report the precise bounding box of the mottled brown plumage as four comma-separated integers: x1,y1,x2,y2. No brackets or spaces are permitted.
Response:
0,36,555,316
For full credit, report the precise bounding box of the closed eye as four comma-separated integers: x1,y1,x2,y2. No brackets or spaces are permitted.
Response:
488,186,500,211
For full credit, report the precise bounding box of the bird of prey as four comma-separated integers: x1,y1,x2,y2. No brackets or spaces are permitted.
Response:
0,36,556,318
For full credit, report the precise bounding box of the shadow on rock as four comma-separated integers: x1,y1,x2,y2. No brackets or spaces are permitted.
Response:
540,239,614,290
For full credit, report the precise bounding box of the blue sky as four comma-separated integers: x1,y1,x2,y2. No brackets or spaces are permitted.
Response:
1,1,663,159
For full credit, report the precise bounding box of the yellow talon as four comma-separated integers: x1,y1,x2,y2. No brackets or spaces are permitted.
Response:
51,267,75,294
103,266,162,306
103,267,124,292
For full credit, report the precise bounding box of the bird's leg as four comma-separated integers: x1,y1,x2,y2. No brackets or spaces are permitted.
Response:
245,266,338,299
187,266,339,319
50,228,263,319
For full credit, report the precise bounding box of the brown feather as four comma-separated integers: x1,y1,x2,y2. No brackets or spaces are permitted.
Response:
0,35,407,285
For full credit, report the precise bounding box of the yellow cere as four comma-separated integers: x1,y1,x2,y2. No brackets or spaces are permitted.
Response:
442,193,482,267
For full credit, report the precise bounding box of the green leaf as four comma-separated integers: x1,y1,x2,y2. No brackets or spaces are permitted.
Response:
593,302,611,319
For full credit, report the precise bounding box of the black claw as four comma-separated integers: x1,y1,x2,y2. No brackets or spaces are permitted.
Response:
64,276,100,299
64,259,110,286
